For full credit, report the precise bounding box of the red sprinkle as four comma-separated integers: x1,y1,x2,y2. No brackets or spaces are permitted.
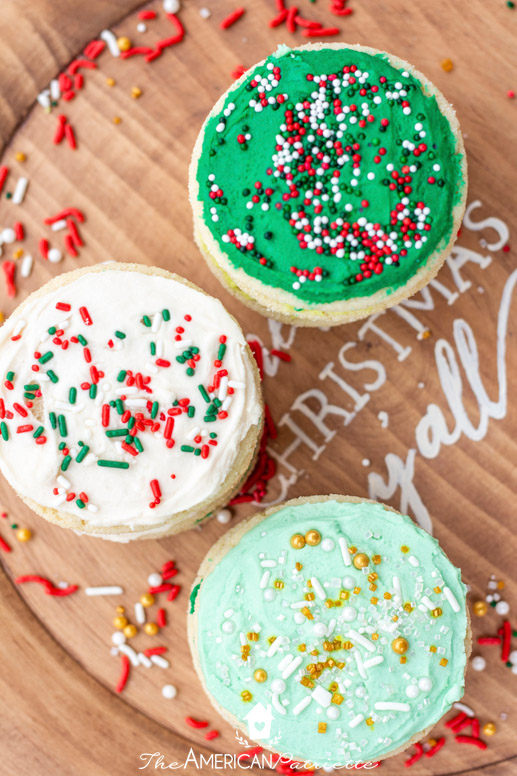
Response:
115,653,130,693
167,584,181,601
455,735,487,750
270,349,291,362
14,222,24,241
477,636,501,645
39,238,50,260
0,534,11,553
0,166,9,195
185,716,209,729
3,261,16,297
220,7,245,29
143,646,167,657
204,730,219,740
83,40,106,59
302,25,340,37
68,58,97,76
64,235,78,257
79,306,93,325
15,574,78,596
426,736,445,757
56,302,71,311
156,608,167,628
65,123,77,150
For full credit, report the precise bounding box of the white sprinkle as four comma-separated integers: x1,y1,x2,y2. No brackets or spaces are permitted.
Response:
260,560,277,568
310,576,326,600
118,643,139,667
150,654,169,669
1,228,15,243
12,177,29,205
138,652,152,668
290,601,313,609
408,555,420,567
281,655,302,679
228,380,245,388
293,696,312,716
20,254,33,278
112,631,126,646
354,650,366,679
37,90,51,109
393,576,402,603
267,636,285,657
223,608,235,618
421,596,435,610
272,694,287,715
349,713,364,728
453,702,475,717
134,602,146,624
57,475,71,489
125,399,148,408
100,29,120,57
375,702,410,712
51,219,68,231
85,585,123,596
363,656,384,669
338,537,352,567
137,22,147,32
259,570,270,589
346,630,375,653
151,312,161,333
12,319,26,336
443,586,460,613
311,685,332,708
50,79,61,100
87,504,98,513
278,654,293,672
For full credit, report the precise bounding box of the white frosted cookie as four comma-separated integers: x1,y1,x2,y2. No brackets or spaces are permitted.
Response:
0,263,263,540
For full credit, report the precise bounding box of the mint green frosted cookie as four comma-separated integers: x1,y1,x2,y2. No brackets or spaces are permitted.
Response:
189,496,470,766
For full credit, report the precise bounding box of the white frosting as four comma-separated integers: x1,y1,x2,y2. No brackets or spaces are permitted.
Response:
0,269,261,531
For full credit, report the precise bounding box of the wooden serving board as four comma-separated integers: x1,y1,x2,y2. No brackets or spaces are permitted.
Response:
0,1,516,774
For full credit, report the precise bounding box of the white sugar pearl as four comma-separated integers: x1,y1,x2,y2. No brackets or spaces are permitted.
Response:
48,248,62,263
326,706,340,720
321,538,335,552
271,679,286,694
509,650,517,665
221,620,235,634
343,576,355,589
512,664,517,675
313,622,327,638
294,612,305,624
137,22,147,32
342,606,357,623
162,684,177,699
263,589,276,602
471,656,486,672
495,600,510,616
418,677,433,692
406,684,420,699
147,573,162,587
163,0,180,12
111,631,126,645
1,228,16,243
216,508,232,524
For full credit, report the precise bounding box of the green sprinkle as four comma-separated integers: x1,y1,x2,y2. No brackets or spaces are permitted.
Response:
0,422,8,441
217,343,227,361
48,327,56,335
191,347,200,355
77,334,87,346
116,370,127,383
125,435,133,445
134,437,143,453
181,445,194,452
61,455,72,471
150,342,156,356
58,442,66,451
116,399,124,415
213,398,222,408
115,331,126,339
24,392,36,400
49,412,57,429
162,309,170,321
33,426,44,439
69,387,77,404
188,405,195,418
24,384,39,391
206,404,217,415
142,315,152,327
76,444,90,462
186,367,195,376
89,384,97,399
194,448,201,456
209,432,217,439
58,414,67,437
151,401,159,419
6,371,15,381
198,385,210,403
47,370,58,383
127,416,136,430
38,351,54,364
106,429,127,437
176,356,186,364
76,499,86,509
204,415,217,423
97,460,130,469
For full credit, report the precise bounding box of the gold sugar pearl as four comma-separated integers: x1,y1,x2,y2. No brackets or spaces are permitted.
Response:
144,622,159,636
290,533,305,549
113,116,122,125
253,669,267,683
305,529,321,546
117,36,131,52
483,722,496,736
106,77,116,87
113,615,128,629
116,605,125,614
140,593,155,607
353,553,369,569
123,624,137,638
15,152,26,162
131,86,142,99
392,637,409,655
16,527,32,542
473,600,488,617
441,58,454,72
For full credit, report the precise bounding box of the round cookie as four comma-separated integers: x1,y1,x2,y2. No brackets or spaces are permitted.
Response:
189,496,471,766
189,43,467,327
0,263,263,540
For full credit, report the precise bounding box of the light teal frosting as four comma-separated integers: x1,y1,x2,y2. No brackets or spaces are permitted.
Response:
193,500,467,766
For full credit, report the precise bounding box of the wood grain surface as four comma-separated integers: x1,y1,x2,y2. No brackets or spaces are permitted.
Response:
0,1,516,774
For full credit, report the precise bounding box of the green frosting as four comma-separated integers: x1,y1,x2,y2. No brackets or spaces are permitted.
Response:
196,46,465,306
193,500,467,766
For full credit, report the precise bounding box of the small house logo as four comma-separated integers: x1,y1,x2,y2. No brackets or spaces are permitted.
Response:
244,702,274,739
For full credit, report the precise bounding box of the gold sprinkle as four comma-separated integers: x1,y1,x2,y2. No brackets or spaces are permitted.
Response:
368,573,378,582
392,637,409,654
400,656,407,664
328,682,338,692
340,590,350,600
353,587,361,595
301,606,313,620
116,606,125,614
473,600,487,617
353,553,369,569
336,661,346,669
318,722,327,734
267,635,276,645
371,633,379,641
431,607,443,618
241,690,253,702
298,643,306,652
401,545,409,553
331,693,344,705
348,546,357,555
403,603,414,613
305,592,315,601
439,658,448,667
483,722,496,736
497,580,505,590
295,562,303,571
13,249,23,259
247,631,259,641
300,676,313,687
383,592,392,600
372,554,382,565
429,645,437,653
325,599,334,608
273,579,284,589
369,583,377,591
365,718,374,727
370,597,378,605
434,586,442,594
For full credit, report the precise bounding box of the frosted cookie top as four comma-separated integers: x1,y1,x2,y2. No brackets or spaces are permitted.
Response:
0,267,261,530
192,499,468,766
194,44,465,306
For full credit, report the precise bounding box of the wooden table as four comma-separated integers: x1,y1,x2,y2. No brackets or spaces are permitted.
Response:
0,1,516,774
